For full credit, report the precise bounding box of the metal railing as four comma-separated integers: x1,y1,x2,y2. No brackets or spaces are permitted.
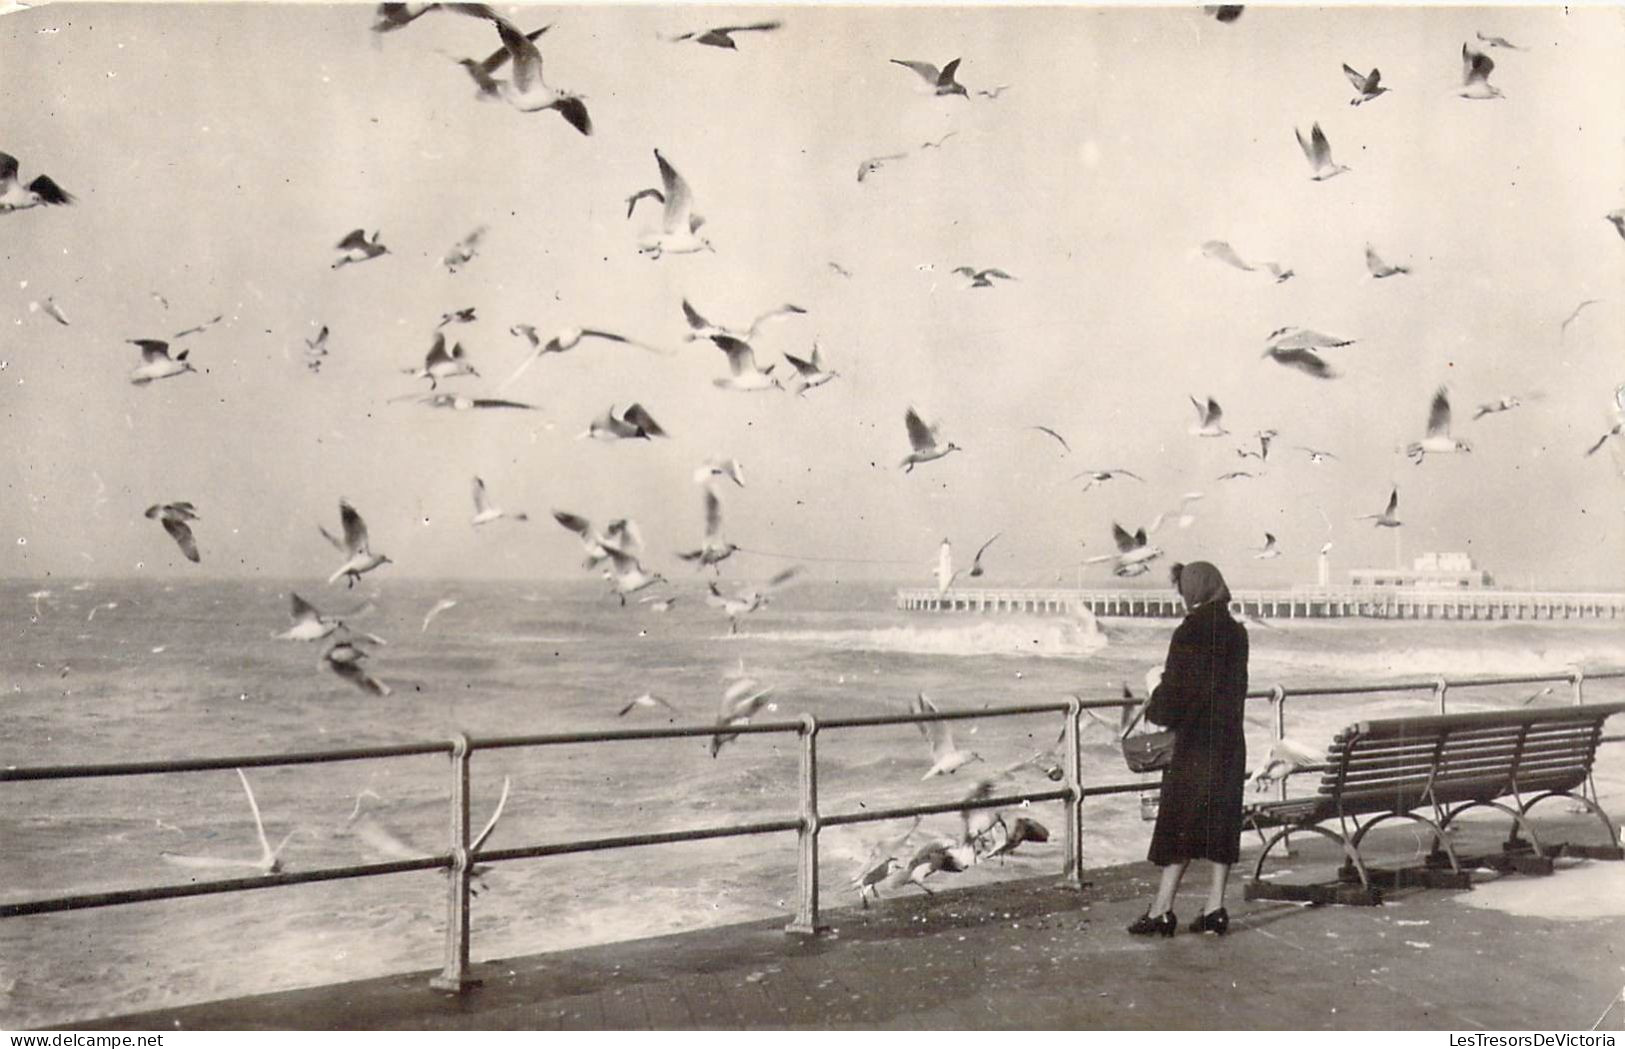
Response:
4,668,1624,997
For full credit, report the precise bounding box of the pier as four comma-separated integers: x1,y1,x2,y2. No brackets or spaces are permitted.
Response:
895,586,1625,620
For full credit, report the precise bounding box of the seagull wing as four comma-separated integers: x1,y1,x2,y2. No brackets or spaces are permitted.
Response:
891,59,942,83
1031,426,1071,453
702,488,723,538
472,476,493,516
746,303,807,338
494,14,544,94
235,769,275,866
713,21,781,34
131,339,172,363
289,593,321,625
622,402,668,437
973,532,1001,565
0,151,18,182
1201,240,1254,272
469,398,537,410
336,229,369,250
1385,487,1400,517
552,510,592,537
1111,523,1136,553
711,335,758,377
903,407,935,452
782,351,816,375
937,58,963,87
1309,123,1332,167
654,150,695,234
1342,63,1369,90
423,332,451,369
339,500,370,555
162,517,200,563
1426,387,1452,437
681,299,712,332
554,97,593,137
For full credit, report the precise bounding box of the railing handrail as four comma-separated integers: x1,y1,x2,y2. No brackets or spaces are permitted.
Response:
895,585,1625,600
5,667,1624,1005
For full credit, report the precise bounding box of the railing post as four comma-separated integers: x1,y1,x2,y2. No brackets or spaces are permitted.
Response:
1572,667,1585,706
1435,676,1449,715
1061,695,1087,890
1270,684,1288,805
786,714,828,936
430,734,478,993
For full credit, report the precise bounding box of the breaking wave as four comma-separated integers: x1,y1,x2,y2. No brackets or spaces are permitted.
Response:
735,608,1110,659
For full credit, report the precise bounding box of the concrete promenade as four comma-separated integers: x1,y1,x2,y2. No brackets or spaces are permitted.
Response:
86,853,1625,1030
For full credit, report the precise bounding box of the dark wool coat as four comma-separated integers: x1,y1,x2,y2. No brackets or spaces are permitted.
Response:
1143,600,1250,865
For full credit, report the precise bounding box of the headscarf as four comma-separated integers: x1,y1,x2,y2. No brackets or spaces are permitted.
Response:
1170,560,1230,610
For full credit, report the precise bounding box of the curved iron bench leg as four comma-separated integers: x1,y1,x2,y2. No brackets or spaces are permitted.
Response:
1350,811,1464,874
1521,790,1623,851
1252,823,1373,892
1439,799,1546,859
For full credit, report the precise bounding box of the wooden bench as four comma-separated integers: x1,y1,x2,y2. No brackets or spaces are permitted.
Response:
1243,702,1625,905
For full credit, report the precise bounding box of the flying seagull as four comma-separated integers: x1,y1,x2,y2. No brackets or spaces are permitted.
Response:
1293,445,1338,463
414,393,538,411
442,226,488,273
1203,6,1244,22
1294,123,1350,181
321,499,392,587
1084,522,1163,577
171,314,224,341
1200,240,1292,282
680,299,806,342
901,407,962,472
346,777,510,894
1342,64,1390,106
637,150,713,258
912,693,983,779
853,817,921,908
602,546,665,605
1365,244,1410,278
438,307,477,329
693,457,746,489
619,692,681,718
857,152,909,183
1029,426,1071,454
370,2,496,34
1267,326,1355,351
580,403,668,441
421,598,458,633
501,324,668,391
277,592,382,643
402,332,479,389
471,476,528,525
667,20,781,49
303,326,330,373
144,502,201,563
968,532,1000,578
782,340,838,395
1406,387,1472,463
705,568,801,634
453,24,550,98
677,488,739,573
1073,468,1143,492
0,150,74,212
332,229,388,268
462,14,592,134
1474,30,1523,50
553,511,642,570
160,769,300,874
1560,299,1601,334
1356,487,1403,527
1472,395,1523,421
710,335,782,392
1236,430,1277,461
127,340,196,385
1263,345,1337,379
1606,210,1625,242
1252,532,1281,560
1189,395,1227,437
322,639,391,696
953,266,1016,288
29,297,70,326
709,677,778,757
891,57,969,97
1458,44,1503,100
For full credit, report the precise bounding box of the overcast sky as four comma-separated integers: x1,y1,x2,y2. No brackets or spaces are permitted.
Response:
2,3,1622,589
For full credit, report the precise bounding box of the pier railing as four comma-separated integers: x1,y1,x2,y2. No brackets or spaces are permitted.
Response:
896,585,1625,620
5,668,1625,999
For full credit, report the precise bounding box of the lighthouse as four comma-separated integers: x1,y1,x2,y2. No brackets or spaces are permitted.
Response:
1317,545,1331,587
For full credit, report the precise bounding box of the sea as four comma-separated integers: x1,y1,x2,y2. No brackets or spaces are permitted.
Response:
4,577,1625,1029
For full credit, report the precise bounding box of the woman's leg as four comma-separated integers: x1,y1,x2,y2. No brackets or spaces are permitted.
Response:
1204,860,1230,913
1151,860,1187,914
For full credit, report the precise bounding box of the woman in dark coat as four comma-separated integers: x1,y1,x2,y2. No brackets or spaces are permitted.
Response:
1128,561,1249,937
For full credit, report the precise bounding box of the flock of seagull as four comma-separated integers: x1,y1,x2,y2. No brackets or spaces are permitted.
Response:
11,4,1625,903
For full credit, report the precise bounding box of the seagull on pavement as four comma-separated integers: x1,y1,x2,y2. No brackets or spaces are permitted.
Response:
901,407,962,471
1295,123,1350,180
321,500,392,587
853,817,920,907
145,502,201,563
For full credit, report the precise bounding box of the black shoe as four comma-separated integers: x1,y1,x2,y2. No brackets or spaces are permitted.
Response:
1127,910,1177,937
1189,907,1229,935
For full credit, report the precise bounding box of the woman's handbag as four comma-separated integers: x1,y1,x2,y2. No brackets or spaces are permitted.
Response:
1118,695,1176,773
1121,729,1177,774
